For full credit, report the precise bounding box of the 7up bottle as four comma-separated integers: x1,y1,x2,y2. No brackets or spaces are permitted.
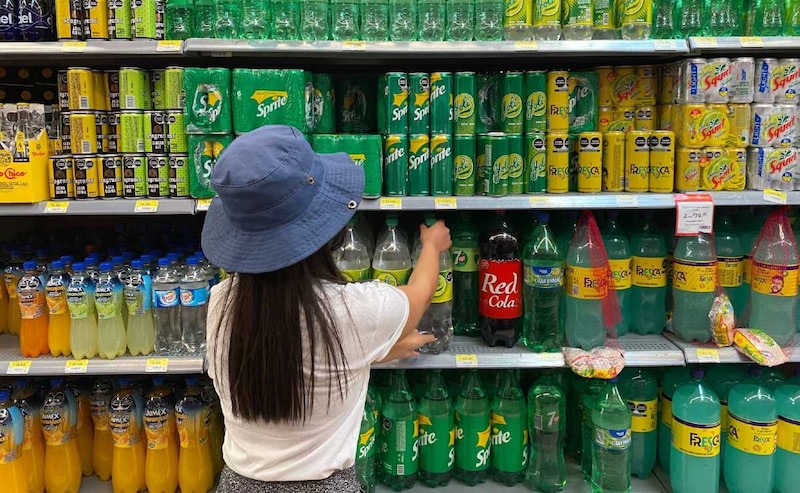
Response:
490,370,528,486
382,370,419,491
455,370,491,486
357,397,378,493
418,370,455,487
413,213,454,353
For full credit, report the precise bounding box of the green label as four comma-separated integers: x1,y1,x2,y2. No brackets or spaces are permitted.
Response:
341,267,371,282
419,413,455,474
432,269,454,304
594,0,615,28
491,411,528,473
357,415,377,463
524,264,564,288
526,91,546,122
594,427,631,451
382,417,419,477
66,286,91,320
564,0,593,25
452,247,478,272
455,412,491,472
94,284,118,320
373,268,412,286
533,0,561,26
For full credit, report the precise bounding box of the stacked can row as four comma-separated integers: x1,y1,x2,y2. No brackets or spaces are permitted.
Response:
53,0,165,40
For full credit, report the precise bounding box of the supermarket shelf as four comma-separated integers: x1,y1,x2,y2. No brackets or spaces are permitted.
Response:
372,334,685,369
0,40,185,60
689,36,800,55
0,335,204,376
663,331,800,364
0,198,196,216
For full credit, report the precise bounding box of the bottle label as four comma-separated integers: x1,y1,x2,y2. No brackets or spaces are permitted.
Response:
144,403,171,450
125,275,152,315
620,0,652,25
373,268,412,287
90,397,110,431
594,0,614,29
454,411,491,472
727,412,778,455
4,273,18,299
534,407,561,433
778,415,800,453
565,265,608,300
564,0,592,26
608,258,632,290
340,267,371,282
452,247,478,273
718,256,744,288
532,0,560,27
628,399,657,433
17,276,45,320
631,256,668,288
42,394,74,445
432,269,454,304
95,283,118,320
478,259,522,319
381,417,419,477
154,288,180,308
418,413,455,474
523,264,564,289
110,393,141,448
490,411,528,473
66,285,91,320
593,427,631,451
180,286,209,307
743,256,752,284
671,415,721,457
357,416,377,464
45,280,67,315
660,394,673,428
672,259,717,293
750,261,800,297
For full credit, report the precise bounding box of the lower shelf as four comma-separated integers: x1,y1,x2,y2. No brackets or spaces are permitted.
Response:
663,331,800,364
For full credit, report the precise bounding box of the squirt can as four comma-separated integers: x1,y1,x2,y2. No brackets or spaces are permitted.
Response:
546,70,569,132
454,71,476,135
501,72,524,134
430,134,454,195
546,132,569,193
408,134,431,196
147,154,169,197
636,66,658,106
730,57,755,103
482,132,508,196
430,72,453,134
524,70,546,134
99,154,123,198
409,72,431,135
74,155,99,199
122,154,147,198
577,131,602,193
774,59,800,103
506,133,524,194
648,131,675,193
384,72,409,135
755,58,779,103
384,134,409,196
602,131,625,191
108,0,132,39
625,130,650,192
454,134,476,195
596,66,616,107
524,132,546,193
49,156,75,199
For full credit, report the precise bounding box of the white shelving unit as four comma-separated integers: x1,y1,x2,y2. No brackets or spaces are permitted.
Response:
0,198,197,216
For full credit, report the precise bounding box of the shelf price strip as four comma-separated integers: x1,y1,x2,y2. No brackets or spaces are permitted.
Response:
145,358,170,373
134,199,159,213
695,348,720,363
379,197,402,210
44,201,70,213
763,188,788,205
6,360,31,375
434,197,457,210
455,354,478,368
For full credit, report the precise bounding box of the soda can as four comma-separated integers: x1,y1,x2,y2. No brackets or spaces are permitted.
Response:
602,131,625,192
430,134,454,196
524,70,546,134
577,132,602,193
755,58,779,103
597,106,613,132
751,103,796,147
107,0,131,38
106,70,120,111
506,133,524,194
614,106,636,122
546,133,569,193
659,65,675,105
144,110,166,153
747,147,800,191
596,66,616,107
161,67,184,110
636,65,658,106
150,69,166,110
477,134,488,184
726,103,751,147
55,0,83,40
501,72,524,134
83,0,108,39
430,72,453,134
774,59,800,103
169,154,189,197
453,134,476,196
483,132,508,197
67,67,95,111
675,59,706,104
649,131,675,193
91,70,109,111
165,111,187,153
94,111,108,152
383,135,409,196
312,73,335,133
132,0,157,38
613,66,640,107
122,154,147,198
524,133,546,193
147,154,169,197
383,72,409,135
119,67,148,110
57,71,70,112
476,73,499,134
625,130,650,192
70,111,97,154
408,134,430,196
106,111,119,152
634,106,655,131
118,111,144,153
74,155,99,199
659,104,674,131
454,71,476,135
99,154,123,198
700,58,733,103
725,148,747,191
49,156,74,200
60,111,72,154
409,73,431,135
730,57,755,103
675,147,702,191
546,71,569,133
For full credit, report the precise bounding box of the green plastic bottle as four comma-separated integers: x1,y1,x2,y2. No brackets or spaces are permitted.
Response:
581,379,606,480
418,370,454,487
522,213,564,351
527,372,566,492
658,367,691,474
715,211,748,320
357,395,378,493
602,212,632,337
629,214,668,335
489,370,527,486
381,370,418,491
454,370,491,486
618,368,658,478
671,233,717,343
591,378,632,493
774,383,800,493
368,385,384,482
451,215,480,337
705,365,746,484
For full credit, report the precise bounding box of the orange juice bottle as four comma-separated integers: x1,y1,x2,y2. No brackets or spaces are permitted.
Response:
45,261,71,357
5,251,24,335
201,381,225,476
0,277,9,334
65,381,93,477
41,379,82,493
144,378,179,493
12,379,45,493
110,379,146,493
176,378,214,493
90,378,114,482
17,261,49,358
0,388,28,493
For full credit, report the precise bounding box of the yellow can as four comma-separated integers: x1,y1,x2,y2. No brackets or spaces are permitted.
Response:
675,104,706,148
648,131,675,193
675,147,702,191
598,106,614,132
92,70,108,111
73,155,100,199
67,67,96,111
602,131,626,192
613,66,640,107
69,111,98,155
614,106,636,122
49,155,74,200
546,71,570,133
55,0,80,40
596,66,616,107
725,148,747,191
659,104,674,131
698,147,726,190
625,131,650,192
577,132,603,193
659,64,675,105
546,133,570,193
635,106,656,131
85,0,109,39
726,103,751,147
636,65,658,106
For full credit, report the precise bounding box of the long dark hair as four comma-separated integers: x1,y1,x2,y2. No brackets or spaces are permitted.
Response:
215,232,349,423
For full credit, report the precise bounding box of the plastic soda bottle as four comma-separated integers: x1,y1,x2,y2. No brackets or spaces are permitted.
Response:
672,233,717,343
124,260,154,356
335,216,372,282
562,0,594,40
381,370,418,491
272,0,301,38
707,0,741,35
724,369,778,493
418,369,454,487
490,370,527,486
620,0,652,38
361,0,390,39
705,365,746,482
413,214,454,354
331,0,360,39
66,263,98,360
653,0,676,37
475,0,504,39
418,0,446,39
18,260,49,357
503,0,533,40
532,0,561,40
215,0,242,38
180,257,209,354
165,0,196,38
389,0,417,39
176,378,214,493
5,251,24,335
715,212,748,321
593,0,617,38
357,395,378,492
677,0,705,35
591,378,632,493
451,214,480,337
658,367,691,474
629,216,668,335
42,379,82,493
152,257,182,354
603,212,632,337
95,262,126,359
374,215,413,287
581,378,605,479
0,389,28,493
617,368,657,479
64,381,94,477
774,383,800,493
242,0,272,38
110,379,146,493
12,380,45,493
194,0,216,37
522,213,564,351
788,0,800,34
301,0,332,40
144,378,179,493
46,259,71,357
90,378,114,482
446,0,475,40
527,372,566,491
0,276,8,334
751,0,785,35
454,370,491,485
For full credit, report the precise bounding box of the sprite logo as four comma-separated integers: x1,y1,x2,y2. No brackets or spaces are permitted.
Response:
251,90,288,118
413,91,430,122
391,92,409,123
526,91,546,120
348,153,367,167
431,141,452,166
455,93,475,119
385,137,406,165
455,155,474,179
358,426,376,459
342,89,367,123
410,136,430,170
192,85,222,121
502,94,522,119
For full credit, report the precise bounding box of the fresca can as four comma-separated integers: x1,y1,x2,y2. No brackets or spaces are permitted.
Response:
596,66,616,107
624,130,650,192
99,154,123,198
506,133,524,194
649,131,675,193
119,111,145,153
430,72,453,134
501,72,524,134
636,66,658,106
165,111,187,153
147,154,169,197
169,154,190,197
755,58,779,103
524,71,546,134
524,133,546,193
430,134,454,196
483,132,508,197
108,0,132,39
726,103,751,147
119,67,149,110
546,71,569,133
730,57,755,103
634,106,655,131
122,154,147,198
383,135,409,196
384,72,409,135
700,58,733,103
598,106,613,132
612,66,640,107
56,0,83,40
144,110,167,153
659,65,675,105
409,72,431,135
49,156,75,200
67,67,95,111
602,131,625,192
70,111,98,155
453,134,476,195
408,134,431,196
774,59,800,103
675,147,702,191
675,59,706,104
73,155,100,199
84,0,109,39
454,71,476,135
577,132,602,193
546,133,569,193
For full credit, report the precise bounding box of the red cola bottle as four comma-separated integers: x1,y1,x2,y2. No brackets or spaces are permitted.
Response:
479,211,523,347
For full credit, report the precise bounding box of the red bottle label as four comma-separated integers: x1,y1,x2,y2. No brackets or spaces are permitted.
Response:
478,258,522,319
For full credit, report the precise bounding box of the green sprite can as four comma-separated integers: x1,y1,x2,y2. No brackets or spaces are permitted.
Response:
454,135,476,196
430,72,453,135
454,71,476,135
118,111,144,153
168,153,189,197
501,72,524,134
524,71,547,133
482,132,508,197
122,154,147,198
108,0,133,39
165,111,187,153
132,0,158,39
384,72,409,135
151,69,166,110
409,72,430,135
408,134,430,196
312,73,335,133
430,134,453,196
147,154,169,197
383,135,409,196
188,134,234,199
507,133,524,194
476,74,500,134
119,67,149,110
525,133,547,193
144,110,166,153
184,67,232,135
163,67,184,110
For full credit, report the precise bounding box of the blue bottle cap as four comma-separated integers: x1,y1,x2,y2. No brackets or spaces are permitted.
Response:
158,258,170,267
692,369,704,379
22,260,37,270
111,256,124,266
51,260,65,271
186,257,198,266
0,389,10,401
60,255,74,263
131,260,143,270
72,262,86,272
536,212,549,223
99,261,114,272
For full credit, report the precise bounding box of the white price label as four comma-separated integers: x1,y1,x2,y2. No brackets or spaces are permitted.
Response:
514,41,538,51
614,195,639,207
529,196,552,208
674,194,714,235
455,354,478,368
763,188,788,204
145,358,169,373
65,360,89,374
6,361,31,375
653,39,676,51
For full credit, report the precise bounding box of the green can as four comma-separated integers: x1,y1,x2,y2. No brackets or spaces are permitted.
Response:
506,133,524,194
568,71,599,133
430,134,453,196
409,73,430,135
336,77,377,134
163,67,184,110
108,0,133,39
430,72,453,135
184,67,232,135
384,72,409,135
312,134,383,198
144,110,166,153
151,69,166,110
501,72,524,134
524,133,547,193
453,135,476,196
119,67,148,110
383,134,409,196
122,154,147,198
312,73,335,133
147,154,169,197
132,0,158,39
454,71,476,135
118,111,144,153
168,153,189,197
524,71,547,134
232,69,310,134
188,134,234,199
408,134,430,196
482,132,508,197
477,134,487,184
165,111,187,153
476,74,500,134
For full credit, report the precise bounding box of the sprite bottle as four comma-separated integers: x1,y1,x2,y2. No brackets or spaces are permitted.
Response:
335,216,372,282
451,214,480,337
381,370,419,491
418,370,454,487
490,370,528,486
618,368,658,479
527,372,567,492
454,370,491,486
357,396,378,493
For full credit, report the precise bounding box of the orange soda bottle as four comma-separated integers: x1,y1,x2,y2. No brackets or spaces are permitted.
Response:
65,380,94,477
12,380,45,493
110,379,146,493
144,378,179,493
41,379,82,493
90,378,114,482
176,378,214,493
0,388,28,493
4,251,23,335
17,261,49,357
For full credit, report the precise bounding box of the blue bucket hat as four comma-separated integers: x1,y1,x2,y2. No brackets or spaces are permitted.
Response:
201,125,364,273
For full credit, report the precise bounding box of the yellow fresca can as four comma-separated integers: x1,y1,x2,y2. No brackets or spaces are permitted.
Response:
659,64,675,105
613,66,640,107
635,106,656,131
546,133,570,193
577,132,602,193
598,106,613,132
625,131,650,192
675,147,702,191
636,66,658,106
648,131,675,193
596,66,616,107
726,103,751,147
546,71,570,133
602,131,625,192
659,104,674,131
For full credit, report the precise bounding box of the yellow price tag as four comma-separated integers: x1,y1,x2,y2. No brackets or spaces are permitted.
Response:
156,40,182,52
696,349,720,363
434,197,457,210
739,36,764,48
6,361,31,375
44,201,70,213
342,40,366,50
134,199,159,213
61,41,87,52
65,360,89,374
455,354,478,368
196,198,212,211
529,196,552,208
145,358,169,373
514,40,538,51
693,37,719,48
763,188,788,205
379,197,402,210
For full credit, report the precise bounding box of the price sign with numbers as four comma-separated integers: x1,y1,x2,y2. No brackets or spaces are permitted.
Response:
674,194,714,235
434,197,457,210
145,358,169,373
7,361,31,375
65,360,89,374
44,201,70,214
134,199,159,213
379,197,402,210
455,354,478,368
695,348,720,363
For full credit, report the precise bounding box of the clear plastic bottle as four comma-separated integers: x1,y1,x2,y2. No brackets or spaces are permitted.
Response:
331,0,361,39
564,219,606,350
522,213,564,351
591,378,632,493
490,370,527,486
502,0,532,40
112,255,128,329
446,0,475,40
418,0,446,40
413,215,453,354
677,0,706,36
751,0,785,35
704,365,746,485
372,214,413,287
96,262,127,359
715,213,748,321
658,367,691,474
152,257,182,355
357,395,378,492
0,388,28,493
593,0,618,38
335,216,372,281
418,369,454,487
475,0,504,40
562,0,594,40
165,0,196,39
389,0,418,39
17,260,49,358
618,368,658,479
215,0,242,38
381,370,418,490
774,383,800,493
629,216,668,335
67,262,98,359
361,0,390,39
603,212,631,337
301,0,332,39
179,257,209,354
620,0,653,39
4,251,24,335
532,0,561,40
672,233,717,343
273,0,302,38
653,0,676,38
194,0,217,37
243,0,272,38
454,370,491,486
45,260,71,357
787,0,800,35
527,372,566,491
707,0,741,36
125,260,155,357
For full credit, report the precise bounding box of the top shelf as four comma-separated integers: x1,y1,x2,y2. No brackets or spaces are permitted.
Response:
688,36,800,55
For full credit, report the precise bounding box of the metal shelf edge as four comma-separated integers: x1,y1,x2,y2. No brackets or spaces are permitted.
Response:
0,40,185,57
0,198,197,216
689,36,800,53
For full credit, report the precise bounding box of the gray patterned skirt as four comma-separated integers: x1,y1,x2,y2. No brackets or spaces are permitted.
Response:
216,466,362,493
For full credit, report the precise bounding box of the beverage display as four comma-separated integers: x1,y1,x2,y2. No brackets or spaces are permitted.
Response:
591,378,632,493
671,233,717,343
618,368,657,479
522,212,563,351
454,369,491,485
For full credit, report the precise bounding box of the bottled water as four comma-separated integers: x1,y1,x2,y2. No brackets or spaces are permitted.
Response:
125,260,155,357
331,0,360,39
361,0,390,40
562,0,594,40
390,0,418,40
194,252,219,286
522,213,564,351
180,257,209,354
301,0,332,40
273,0,302,39
418,0,446,40
96,262,127,360
475,0,504,40
412,216,454,354
152,258,181,355
194,0,217,37
591,378,632,493
672,233,716,343
372,214,413,286
447,0,475,40
527,372,566,492
677,0,705,36
243,0,272,39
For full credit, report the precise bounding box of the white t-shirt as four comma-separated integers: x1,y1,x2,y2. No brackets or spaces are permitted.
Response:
206,277,409,482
